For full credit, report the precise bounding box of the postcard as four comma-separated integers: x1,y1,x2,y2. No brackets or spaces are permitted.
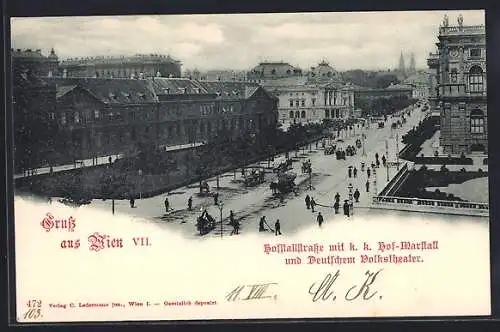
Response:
9,10,490,323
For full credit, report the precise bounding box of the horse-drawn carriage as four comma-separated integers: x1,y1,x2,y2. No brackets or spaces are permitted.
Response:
378,122,385,128
270,172,297,196
58,196,92,207
346,145,357,157
335,150,346,160
324,145,336,155
355,139,362,149
196,210,216,235
198,180,214,197
244,168,266,187
273,159,293,173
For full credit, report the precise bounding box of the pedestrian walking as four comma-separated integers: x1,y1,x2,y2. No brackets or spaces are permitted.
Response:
353,167,358,178
229,210,235,225
376,159,380,168
214,192,219,205
310,197,316,213
164,196,169,213
354,189,360,203
188,196,193,210
375,153,379,160
231,221,240,235
335,192,340,202
108,156,112,164
348,167,352,178
317,212,324,227
382,155,387,167
130,197,135,208
343,200,350,217
259,216,267,232
305,195,311,209
275,219,282,236
366,180,370,192
333,200,340,214
367,168,371,178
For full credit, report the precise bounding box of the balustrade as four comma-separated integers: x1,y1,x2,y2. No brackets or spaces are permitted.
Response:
373,195,489,211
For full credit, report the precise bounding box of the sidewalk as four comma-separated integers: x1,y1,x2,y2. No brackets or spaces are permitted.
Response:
14,142,206,180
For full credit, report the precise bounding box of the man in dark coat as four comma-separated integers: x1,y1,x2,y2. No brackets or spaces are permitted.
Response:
366,180,370,192
353,189,360,203
348,167,352,178
164,196,169,213
343,200,350,217
214,192,219,205
275,219,282,236
305,195,311,209
317,212,324,227
353,167,358,178
310,197,316,213
335,192,340,202
188,196,193,210
367,168,371,178
333,200,340,214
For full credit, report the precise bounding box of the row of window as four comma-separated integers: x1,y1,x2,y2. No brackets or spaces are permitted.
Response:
79,117,263,148
288,109,343,119
289,91,318,97
448,66,485,92
53,102,248,125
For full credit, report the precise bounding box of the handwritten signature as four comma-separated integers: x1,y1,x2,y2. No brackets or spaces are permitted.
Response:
226,282,278,302
308,269,383,302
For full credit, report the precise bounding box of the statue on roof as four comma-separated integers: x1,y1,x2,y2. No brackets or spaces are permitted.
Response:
442,14,449,27
457,14,464,27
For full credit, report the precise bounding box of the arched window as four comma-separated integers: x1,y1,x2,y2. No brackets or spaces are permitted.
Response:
325,109,330,118
327,72,332,77
289,110,294,118
271,69,276,75
286,69,291,75
470,109,485,134
301,110,306,118
295,111,300,118
468,66,484,92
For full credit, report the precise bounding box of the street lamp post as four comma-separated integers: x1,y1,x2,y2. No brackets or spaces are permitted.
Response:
396,133,400,170
348,183,354,216
385,139,389,182
218,202,224,239
309,165,313,190
138,169,143,199
362,133,366,157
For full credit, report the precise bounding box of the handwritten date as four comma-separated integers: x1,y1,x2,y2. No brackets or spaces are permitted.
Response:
226,283,278,302
308,269,383,302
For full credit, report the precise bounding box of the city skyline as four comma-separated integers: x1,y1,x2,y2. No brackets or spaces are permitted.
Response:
11,10,484,72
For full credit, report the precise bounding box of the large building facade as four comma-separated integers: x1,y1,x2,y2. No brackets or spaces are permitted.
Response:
42,77,278,161
59,54,182,79
430,15,487,154
270,82,354,128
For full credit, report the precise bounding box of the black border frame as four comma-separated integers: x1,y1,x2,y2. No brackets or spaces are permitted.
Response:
2,0,500,330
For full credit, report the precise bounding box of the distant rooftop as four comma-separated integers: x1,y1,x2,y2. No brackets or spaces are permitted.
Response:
60,53,181,66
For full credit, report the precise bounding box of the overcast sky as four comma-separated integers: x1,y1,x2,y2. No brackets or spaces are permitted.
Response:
11,10,485,72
